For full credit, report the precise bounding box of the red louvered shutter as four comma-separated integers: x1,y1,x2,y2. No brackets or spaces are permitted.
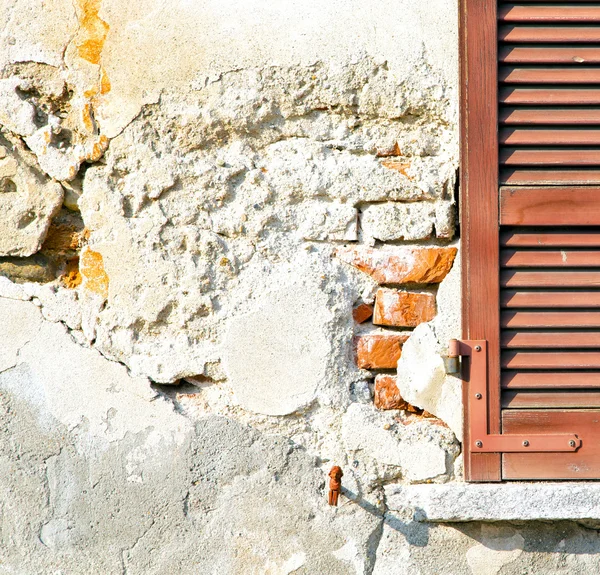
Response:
460,1,600,481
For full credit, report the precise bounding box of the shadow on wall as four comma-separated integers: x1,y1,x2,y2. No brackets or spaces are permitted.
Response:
342,486,600,573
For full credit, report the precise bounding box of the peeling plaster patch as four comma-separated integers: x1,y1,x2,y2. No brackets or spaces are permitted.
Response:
431,247,461,353
222,280,332,416
0,298,189,449
279,552,307,574
0,78,36,136
466,527,524,575
0,276,30,301
0,0,78,68
23,283,82,331
76,58,456,383
331,540,364,574
341,403,458,484
0,298,41,373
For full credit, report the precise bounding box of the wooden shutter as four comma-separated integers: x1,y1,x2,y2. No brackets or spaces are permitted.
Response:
461,1,600,481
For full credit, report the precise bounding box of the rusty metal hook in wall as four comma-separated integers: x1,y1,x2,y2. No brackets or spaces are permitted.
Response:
328,466,343,506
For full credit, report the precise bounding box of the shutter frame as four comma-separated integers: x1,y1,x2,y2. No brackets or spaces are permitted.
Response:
460,0,502,481
460,1,600,481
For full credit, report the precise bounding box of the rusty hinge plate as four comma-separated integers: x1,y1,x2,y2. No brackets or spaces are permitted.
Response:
450,339,581,453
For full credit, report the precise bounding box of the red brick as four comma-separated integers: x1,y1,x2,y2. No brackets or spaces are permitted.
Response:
374,374,407,410
352,303,373,324
374,374,424,412
336,246,457,284
354,334,409,369
373,289,436,327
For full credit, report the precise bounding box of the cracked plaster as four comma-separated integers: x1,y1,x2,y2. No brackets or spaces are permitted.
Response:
2,1,595,573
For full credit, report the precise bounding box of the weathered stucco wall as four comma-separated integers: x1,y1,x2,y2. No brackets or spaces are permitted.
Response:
2,1,600,573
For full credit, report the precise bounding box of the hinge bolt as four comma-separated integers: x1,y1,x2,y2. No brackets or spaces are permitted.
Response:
475,393,482,400
570,440,576,448
475,345,482,352
523,440,530,447
475,440,483,448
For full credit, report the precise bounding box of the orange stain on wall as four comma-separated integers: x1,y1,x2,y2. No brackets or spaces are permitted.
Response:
381,160,413,179
75,0,111,102
62,258,83,289
100,67,111,94
76,0,110,65
80,248,109,299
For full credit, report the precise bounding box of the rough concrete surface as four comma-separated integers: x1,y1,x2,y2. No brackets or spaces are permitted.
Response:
372,521,600,575
0,132,63,256
0,298,383,574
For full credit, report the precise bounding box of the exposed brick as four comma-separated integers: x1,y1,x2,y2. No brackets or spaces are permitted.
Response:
336,246,457,284
42,223,82,252
375,374,409,410
354,334,409,369
373,289,436,327
352,303,373,324
374,374,428,413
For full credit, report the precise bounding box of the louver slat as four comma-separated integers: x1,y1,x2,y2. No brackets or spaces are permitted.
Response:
503,352,600,370
501,271,600,288
500,88,600,105
501,149,600,166
500,46,600,64
501,170,600,185
501,129,600,146
501,109,600,125
501,311,600,328
501,231,600,247
502,331,600,348
502,371,600,390
499,6,600,23
500,26,600,43
503,391,600,409
500,67,600,84
501,250,600,267
502,291,600,308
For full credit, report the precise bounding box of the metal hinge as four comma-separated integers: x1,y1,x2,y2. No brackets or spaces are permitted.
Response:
449,339,581,453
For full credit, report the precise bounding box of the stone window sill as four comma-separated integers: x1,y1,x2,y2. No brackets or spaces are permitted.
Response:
385,483,600,522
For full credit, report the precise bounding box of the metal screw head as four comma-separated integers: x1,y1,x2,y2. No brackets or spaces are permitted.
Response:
475,393,482,400
523,440,530,447
475,440,483,448
474,345,482,352
569,440,576,448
